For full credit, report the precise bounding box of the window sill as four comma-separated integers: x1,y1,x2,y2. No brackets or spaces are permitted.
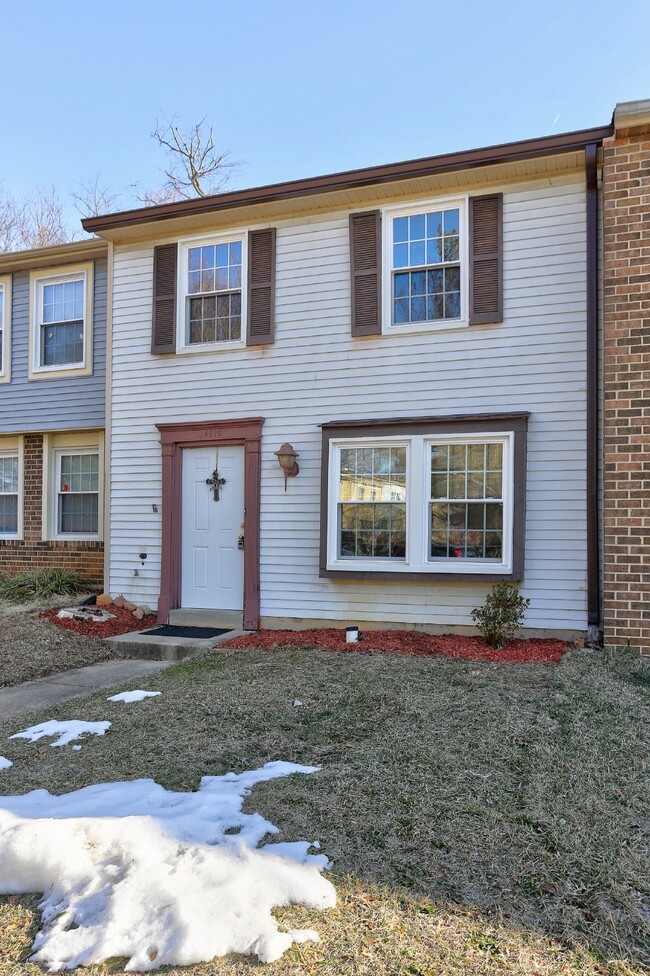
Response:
51,534,101,543
176,339,246,356
321,565,517,582
383,319,469,339
29,363,92,381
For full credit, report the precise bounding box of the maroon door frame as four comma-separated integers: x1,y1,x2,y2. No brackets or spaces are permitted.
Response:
156,417,265,629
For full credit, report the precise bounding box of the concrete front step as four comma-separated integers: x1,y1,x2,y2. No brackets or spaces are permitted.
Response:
169,608,244,629
106,628,245,662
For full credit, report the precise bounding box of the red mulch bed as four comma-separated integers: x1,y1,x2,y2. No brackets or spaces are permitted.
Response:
222,628,570,663
40,606,158,638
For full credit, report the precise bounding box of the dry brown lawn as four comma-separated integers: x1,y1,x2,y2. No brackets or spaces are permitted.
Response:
0,638,648,975
0,599,111,688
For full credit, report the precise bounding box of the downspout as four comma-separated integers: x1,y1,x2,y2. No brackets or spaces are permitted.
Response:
585,143,600,640
103,240,114,596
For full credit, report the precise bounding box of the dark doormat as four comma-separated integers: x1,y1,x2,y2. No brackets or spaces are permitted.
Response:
141,625,232,639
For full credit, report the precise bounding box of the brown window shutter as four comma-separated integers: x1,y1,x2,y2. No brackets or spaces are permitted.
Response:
350,210,381,336
469,194,503,325
247,228,276,345
151,243,178,354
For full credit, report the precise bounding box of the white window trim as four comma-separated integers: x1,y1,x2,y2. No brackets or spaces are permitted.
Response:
381,194,469,337
52,447,101,542
176,230,248,354
0,276,12,384
29,263,94,380
0,442,23,540
326,432,513,575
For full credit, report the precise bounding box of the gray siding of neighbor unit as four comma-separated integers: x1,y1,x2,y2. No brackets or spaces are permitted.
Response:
0,260,107,432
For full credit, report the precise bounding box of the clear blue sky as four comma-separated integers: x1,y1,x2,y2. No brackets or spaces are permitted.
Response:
2,0,649,220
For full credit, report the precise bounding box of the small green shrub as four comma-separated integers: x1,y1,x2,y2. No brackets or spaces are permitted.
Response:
471,581,530,649
0,568,91,603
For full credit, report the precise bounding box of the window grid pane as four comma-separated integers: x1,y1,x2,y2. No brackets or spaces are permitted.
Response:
0,495,17,534
0,457,18,494
429,442,504,560
393,208,460,324
58,453,99,535
338,446,407,559
187,242,242,344
42,322,84,366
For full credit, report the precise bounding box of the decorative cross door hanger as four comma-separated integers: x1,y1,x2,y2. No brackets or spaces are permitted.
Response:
206,469,226,501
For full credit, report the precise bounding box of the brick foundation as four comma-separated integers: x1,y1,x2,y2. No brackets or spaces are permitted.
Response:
602,102,650,652
0,433,104,587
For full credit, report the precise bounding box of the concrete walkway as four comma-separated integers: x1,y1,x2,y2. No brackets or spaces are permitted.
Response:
0,660,175,722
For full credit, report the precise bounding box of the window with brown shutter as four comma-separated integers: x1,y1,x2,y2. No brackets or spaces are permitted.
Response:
151,243,178,354
469,194,503,325
350,211,381,336
247,228,276,345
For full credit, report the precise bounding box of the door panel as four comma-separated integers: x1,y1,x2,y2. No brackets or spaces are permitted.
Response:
181,446,245,610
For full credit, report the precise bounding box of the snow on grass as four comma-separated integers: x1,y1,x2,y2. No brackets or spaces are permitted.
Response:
0,761,335,970
0,756,12,770
107,690,161,703
9,720,111,748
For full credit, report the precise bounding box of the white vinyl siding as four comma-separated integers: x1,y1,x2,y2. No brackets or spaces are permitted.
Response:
108,174,588,632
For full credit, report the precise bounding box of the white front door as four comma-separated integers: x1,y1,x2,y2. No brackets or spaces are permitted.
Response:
181,446,245,610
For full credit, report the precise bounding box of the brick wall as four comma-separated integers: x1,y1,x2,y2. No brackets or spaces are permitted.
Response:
602,108,650,651
0,434,104,586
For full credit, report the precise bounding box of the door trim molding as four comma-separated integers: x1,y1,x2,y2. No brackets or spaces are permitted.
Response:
156,417,265,629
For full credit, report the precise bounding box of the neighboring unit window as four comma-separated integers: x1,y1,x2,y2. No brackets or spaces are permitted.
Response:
186,241,242,344
391,205,461,326
56,452,99,535
40,278,85,366
0,455,18,537
338,446,407,558
430,442,503,561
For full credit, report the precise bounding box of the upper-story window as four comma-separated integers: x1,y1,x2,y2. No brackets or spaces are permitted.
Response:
180,236,246,349
383,197,467,334
29,264,93,380
0,277,11,384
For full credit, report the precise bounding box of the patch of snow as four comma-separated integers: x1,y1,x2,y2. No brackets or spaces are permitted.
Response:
72,746,82,752
0,757,12,770
293,699,303,707
57,607,115,622
107,690,161,703
0,761,334,970
10,720,111,748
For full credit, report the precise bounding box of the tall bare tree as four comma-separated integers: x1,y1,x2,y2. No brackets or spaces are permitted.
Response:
147,115,237,200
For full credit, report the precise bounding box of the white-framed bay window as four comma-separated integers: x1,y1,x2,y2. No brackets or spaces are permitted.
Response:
321,416,527,580
177,232,247,351
29,264,93,379
0,276,12,384
382,195,469,335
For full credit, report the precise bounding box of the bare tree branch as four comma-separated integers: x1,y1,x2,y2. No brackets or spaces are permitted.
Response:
149,115,238,199
72,176,125,219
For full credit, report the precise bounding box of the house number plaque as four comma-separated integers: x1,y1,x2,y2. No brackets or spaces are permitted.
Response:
206,469,226,501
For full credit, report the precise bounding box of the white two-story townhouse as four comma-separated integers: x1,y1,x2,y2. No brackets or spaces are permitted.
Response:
84,122,611,637
0,239,108,586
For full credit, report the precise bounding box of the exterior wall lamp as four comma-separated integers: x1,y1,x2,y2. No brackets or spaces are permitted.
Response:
274,443,300,491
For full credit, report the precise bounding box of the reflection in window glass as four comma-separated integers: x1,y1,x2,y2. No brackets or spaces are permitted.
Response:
338,446,406,558
187,241,242,344
392,208,461,325
58,453,99,535
40,278,85,367
429,442,503,560
0,455,18,535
